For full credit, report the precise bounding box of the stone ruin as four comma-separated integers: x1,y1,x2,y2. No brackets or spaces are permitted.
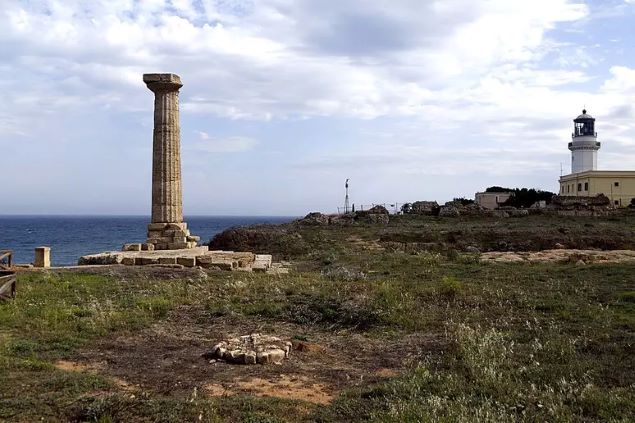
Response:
78,73,282,272
124,73,200,252
203,334,292,365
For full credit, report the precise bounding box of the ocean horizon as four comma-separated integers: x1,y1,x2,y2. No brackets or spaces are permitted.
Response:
0,215,297,266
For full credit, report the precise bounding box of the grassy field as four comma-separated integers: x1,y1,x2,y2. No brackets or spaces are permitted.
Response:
1,215,634,422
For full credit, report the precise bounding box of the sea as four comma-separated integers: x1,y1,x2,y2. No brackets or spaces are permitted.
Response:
0,216,296,266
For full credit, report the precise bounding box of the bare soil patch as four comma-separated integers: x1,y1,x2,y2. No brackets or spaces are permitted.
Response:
62,306,442,405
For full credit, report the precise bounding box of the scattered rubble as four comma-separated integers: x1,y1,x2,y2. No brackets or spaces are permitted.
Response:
481,249,635,264
203,334,292,365
296,207,390,227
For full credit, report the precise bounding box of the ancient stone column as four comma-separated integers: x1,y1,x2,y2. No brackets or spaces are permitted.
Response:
143,73,199,250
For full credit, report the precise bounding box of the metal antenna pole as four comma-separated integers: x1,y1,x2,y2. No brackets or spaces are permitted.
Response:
344,179,350,214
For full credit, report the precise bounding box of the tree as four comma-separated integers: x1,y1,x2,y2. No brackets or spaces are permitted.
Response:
502,188,555,208
453,197,475,206
485,186,514,193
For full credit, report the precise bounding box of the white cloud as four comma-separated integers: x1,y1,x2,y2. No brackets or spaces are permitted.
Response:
2,0,635,213
191,132,258,153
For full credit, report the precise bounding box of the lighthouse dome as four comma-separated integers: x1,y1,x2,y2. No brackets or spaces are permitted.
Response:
575,109,594,121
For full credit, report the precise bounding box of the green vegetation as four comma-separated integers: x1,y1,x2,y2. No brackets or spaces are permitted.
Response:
1,215,634,421
485,186,556,208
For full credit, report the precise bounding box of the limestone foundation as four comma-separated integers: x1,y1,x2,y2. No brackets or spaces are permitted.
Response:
143,73,199,250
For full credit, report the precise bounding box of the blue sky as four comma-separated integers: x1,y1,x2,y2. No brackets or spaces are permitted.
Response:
1,0,635,215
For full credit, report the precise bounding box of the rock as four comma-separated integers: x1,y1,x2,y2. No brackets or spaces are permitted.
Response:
465,246,480,254
367,214,390,224
367,205,389,215
141,243,155,251
490,210,510,218
268,349,285,364
244,351,257,364
256,352,270,364
509,209,530,217
410,201,439,215
554,243,565,250
439,206,460,217
576,260,586,265
78,252,124,265
298,212,330,225
122,243,142,252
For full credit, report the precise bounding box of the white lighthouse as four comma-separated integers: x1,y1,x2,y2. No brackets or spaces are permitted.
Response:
569,109,600,173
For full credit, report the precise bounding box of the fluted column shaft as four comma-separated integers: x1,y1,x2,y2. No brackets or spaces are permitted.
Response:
144,74,183,223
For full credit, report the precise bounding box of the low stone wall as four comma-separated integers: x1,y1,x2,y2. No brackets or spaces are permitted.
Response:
78,247,274,272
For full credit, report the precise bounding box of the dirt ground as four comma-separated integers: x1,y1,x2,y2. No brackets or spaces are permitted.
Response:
55,305,443,405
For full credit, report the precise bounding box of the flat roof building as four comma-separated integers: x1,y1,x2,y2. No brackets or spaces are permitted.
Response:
558,110,635,207
475,191,512,210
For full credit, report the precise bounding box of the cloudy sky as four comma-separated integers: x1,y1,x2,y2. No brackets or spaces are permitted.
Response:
1,0,635,215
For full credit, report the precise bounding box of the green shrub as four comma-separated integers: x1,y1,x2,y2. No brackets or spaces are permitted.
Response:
438,276,463,299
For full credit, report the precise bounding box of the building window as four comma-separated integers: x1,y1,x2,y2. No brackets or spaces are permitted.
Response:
584,182,588,191
614,200,619,206
567,185,570,193
577,183,582,192
614,181,620,187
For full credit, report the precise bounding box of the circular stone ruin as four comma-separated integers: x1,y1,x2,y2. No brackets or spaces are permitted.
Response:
205,334,292,365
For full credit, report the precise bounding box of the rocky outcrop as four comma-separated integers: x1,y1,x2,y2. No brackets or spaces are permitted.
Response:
439,205,460,217
209,226,309,259
411,201,439,215
298,212,330,226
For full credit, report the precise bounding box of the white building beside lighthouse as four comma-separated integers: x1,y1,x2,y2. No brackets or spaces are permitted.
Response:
559,109,635,207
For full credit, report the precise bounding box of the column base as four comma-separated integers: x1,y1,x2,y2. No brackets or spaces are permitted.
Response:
146,222,201,250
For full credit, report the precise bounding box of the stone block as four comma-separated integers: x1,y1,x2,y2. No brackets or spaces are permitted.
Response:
159,257,177,264
186,242,198,249
256,352,270,364
122,243,142,252
138,257,159,265
147,230,163,239
141,243,155,251
122,257,135,266
252,263,268,272
171,236,187,244
187,235,201,243
147,223,167,231
168,242,188,250
177,257,196,267
197,256,234,270
167,222,187,231
34,246,51,268
254,254,272,266
244,351,257,365
268,348,285,364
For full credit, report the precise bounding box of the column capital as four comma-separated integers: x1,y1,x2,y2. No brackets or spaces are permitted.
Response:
143,73,183,92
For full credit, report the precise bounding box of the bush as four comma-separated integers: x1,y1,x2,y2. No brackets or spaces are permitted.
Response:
438,276,463,299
